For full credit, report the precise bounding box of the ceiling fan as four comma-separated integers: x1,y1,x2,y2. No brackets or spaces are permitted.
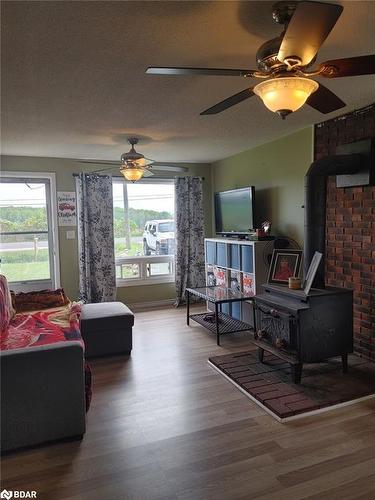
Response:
78,137,188,182
146,1,375,119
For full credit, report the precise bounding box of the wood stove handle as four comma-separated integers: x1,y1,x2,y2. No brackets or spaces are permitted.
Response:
257,304,292,321
255,329,267,340
275,337,286,349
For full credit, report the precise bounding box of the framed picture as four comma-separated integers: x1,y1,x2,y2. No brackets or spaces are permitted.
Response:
268,249,303,285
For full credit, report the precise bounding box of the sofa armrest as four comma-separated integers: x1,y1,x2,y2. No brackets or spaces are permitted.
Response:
1,342,86,452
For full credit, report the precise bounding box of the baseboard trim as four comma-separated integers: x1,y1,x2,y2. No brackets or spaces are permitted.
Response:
128,299,175,311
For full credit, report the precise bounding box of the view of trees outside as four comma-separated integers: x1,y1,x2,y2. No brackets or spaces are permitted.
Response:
112,181,175,279
0,182,51,282
0,181,175,283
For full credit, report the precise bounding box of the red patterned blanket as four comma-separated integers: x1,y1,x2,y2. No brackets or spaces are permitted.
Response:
0,302,92,411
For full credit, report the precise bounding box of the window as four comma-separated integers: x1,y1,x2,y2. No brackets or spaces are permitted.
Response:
0,172,60,291
112,179,175,286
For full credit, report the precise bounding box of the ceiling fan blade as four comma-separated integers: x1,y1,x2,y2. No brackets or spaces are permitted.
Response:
78,159,189,173
78,159,118,165
142,169,154,178
200,87,254,115
277,1,343,67
146,67,257,77
307,83,346,114
318,55,375,78
151,165,188,173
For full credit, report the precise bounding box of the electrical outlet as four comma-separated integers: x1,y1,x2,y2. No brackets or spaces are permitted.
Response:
66,230,75,240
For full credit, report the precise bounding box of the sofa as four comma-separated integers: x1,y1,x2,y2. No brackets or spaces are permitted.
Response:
1,341,86,452
0,282,90,453
0,277,134,453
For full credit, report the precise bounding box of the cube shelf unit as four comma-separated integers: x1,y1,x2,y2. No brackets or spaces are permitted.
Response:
204,238,273,328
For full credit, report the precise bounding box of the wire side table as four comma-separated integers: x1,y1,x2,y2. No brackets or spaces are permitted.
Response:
186,286,255,346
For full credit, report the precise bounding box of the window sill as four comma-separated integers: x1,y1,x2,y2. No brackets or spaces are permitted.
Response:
116,276,175,287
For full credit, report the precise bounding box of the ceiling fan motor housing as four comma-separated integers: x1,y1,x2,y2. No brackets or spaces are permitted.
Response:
255,0,299,72
121,137,145,165
256,36,284,72
257,1,317,73
272,1,298,25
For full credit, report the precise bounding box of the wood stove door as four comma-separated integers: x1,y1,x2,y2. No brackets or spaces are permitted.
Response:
255,304,297,353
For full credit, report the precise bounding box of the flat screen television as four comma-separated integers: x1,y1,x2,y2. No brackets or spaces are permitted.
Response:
215,186,255,235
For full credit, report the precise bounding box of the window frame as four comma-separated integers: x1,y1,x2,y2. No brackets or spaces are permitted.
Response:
112,177,175,287
0,171,60,291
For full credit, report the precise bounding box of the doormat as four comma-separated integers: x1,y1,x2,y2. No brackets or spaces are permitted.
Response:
208,350,375,422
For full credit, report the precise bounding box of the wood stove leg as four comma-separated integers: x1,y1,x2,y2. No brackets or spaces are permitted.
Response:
342,353,348,373
258,347,264,363
292,363,303,384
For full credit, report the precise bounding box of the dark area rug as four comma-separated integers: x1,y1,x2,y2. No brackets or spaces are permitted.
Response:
208,351,375,421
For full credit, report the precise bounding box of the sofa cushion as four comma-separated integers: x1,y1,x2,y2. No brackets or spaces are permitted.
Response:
80,302,134,333
11,288,69,313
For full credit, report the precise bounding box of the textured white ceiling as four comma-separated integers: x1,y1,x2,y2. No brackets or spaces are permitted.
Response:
1,1,375,163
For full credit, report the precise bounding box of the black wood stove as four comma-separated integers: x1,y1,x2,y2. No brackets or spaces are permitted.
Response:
253,284,353,383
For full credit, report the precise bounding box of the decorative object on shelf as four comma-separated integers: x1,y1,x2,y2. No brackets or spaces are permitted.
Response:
267,249,303,285
288,276,302,290
147,2,375,119
303,251,323,294
256,220,272,238
262,236,300,267
261,220,271,235
203,312,218,324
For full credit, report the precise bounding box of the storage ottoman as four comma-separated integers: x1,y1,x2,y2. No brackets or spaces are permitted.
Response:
80,302,134,358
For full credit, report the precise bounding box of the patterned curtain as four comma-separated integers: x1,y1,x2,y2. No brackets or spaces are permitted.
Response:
175,176,205,306
75,173,116,303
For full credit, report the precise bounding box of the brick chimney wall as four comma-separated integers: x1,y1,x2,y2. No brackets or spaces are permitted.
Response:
314,104,375,361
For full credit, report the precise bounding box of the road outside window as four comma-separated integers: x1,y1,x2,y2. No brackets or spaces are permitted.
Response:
112,180,175,285
0,175,59,290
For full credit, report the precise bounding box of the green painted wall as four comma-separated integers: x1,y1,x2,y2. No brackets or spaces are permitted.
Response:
1,128,313,302
211,127,313,244
1,155,212,303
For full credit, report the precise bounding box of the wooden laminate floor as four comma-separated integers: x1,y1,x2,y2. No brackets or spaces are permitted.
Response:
2,306,375,500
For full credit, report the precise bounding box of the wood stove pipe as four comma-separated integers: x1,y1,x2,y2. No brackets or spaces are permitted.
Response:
304,153,365,289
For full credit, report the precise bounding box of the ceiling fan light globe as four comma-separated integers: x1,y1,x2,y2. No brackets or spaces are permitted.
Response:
120,166,145,182
254,77,319,115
